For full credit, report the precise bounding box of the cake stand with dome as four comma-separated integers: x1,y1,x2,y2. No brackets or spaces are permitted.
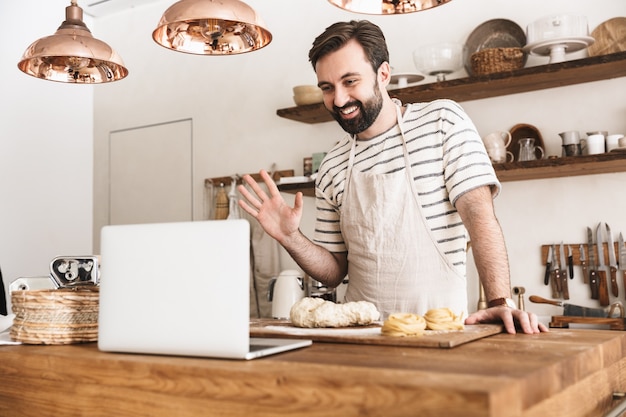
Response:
523,15,595,63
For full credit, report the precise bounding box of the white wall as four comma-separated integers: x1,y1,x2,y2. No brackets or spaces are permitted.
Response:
0,1,94,297
93,0,626,320
2,0,624,321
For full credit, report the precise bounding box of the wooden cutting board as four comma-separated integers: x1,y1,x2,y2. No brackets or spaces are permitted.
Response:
588,17,626,56
250,319,502,349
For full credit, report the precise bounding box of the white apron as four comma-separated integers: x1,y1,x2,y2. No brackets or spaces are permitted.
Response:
340,104,467,319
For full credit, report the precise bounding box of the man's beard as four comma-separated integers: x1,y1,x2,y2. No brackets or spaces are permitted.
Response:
331,83,383,135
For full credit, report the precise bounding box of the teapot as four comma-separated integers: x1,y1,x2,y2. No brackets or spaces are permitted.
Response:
268,270,305,319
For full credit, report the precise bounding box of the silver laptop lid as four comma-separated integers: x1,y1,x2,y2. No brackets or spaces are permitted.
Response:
98,219,251,358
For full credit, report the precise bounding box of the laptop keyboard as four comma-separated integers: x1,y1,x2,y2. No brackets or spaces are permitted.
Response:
249,344,275,352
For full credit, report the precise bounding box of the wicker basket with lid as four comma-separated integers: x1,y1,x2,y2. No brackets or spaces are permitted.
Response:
10,287,99,344
470,47,525,75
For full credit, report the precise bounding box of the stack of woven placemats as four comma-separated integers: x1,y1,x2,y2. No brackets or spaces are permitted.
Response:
10,287,99,344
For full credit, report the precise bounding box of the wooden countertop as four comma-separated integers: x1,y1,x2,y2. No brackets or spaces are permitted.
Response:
1,329,625,417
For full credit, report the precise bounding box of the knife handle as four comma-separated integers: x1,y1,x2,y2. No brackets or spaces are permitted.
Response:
610,267,618,297
544,262,551,285
589,269,599,300
581,261,588,284
528,295,561,306
561,270,570,300
550,270,560,299
597,269,610,307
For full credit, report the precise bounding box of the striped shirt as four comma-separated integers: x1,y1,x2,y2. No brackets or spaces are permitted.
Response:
313,99,500,271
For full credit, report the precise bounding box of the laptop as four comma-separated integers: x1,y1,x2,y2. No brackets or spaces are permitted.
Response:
97,219,311,360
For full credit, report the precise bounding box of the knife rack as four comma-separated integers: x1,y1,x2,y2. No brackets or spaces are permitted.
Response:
540,243,621,266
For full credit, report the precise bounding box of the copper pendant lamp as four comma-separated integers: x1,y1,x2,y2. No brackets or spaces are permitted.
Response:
328,0,452,15
17,0,128,84
153,0,272,55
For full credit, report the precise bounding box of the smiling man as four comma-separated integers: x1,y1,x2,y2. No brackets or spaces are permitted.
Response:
238,20,547,334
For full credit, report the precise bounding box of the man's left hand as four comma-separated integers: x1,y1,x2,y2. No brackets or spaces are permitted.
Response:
465,307,549,334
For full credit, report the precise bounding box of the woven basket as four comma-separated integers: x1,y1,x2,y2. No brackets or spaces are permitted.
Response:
10,287,99,345
470,47,524,75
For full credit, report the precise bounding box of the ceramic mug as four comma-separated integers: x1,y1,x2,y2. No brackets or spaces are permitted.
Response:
581,134,606,155
606,134,624,152
619,136,626,148
482,131,513,163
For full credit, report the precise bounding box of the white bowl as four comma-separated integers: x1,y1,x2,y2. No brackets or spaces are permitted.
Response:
413,43,463,81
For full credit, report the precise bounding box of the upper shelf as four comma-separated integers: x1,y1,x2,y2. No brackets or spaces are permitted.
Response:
276,51,626,124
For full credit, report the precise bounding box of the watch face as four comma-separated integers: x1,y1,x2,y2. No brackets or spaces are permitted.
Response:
505,298,517,309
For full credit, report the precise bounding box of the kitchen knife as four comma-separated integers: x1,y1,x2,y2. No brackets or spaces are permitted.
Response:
567,245,574,279
550,244,561,298
606,223,619,297
559,242,570,300
544,245,552,285
588,227,599,300
580,244,588,284
596,223,610,306
529,295,624,318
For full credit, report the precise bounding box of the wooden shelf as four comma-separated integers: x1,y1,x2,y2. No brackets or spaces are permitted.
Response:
493,152,626,182
205,169,294,188
276,51,626,124
278,152,626,196
277,180,315,197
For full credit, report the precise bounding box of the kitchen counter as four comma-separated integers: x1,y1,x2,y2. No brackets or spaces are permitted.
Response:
1,329,625,417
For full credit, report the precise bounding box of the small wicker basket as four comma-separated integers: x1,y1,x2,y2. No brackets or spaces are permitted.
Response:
10,287,99,345
470,47,525,75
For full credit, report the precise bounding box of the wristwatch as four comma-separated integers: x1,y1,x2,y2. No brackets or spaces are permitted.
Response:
487,297,516,309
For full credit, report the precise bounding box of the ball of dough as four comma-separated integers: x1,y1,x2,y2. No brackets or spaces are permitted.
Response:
290,297,380,328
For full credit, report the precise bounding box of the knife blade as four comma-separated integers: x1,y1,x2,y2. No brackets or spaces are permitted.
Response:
617,232,626,300
587,227,598,299
529,295,624,318
580,244,588,284
606,223,619,297
596,222,610,306
567,245,574,279
617,232,626,271
559,242,569,300
544,245,552,285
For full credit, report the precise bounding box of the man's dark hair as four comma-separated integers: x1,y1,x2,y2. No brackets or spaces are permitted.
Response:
308,20,389,73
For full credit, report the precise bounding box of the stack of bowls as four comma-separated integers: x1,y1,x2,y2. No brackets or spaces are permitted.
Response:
293,85,323,106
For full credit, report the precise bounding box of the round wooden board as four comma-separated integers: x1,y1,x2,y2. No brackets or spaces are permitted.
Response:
588,17,626,56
